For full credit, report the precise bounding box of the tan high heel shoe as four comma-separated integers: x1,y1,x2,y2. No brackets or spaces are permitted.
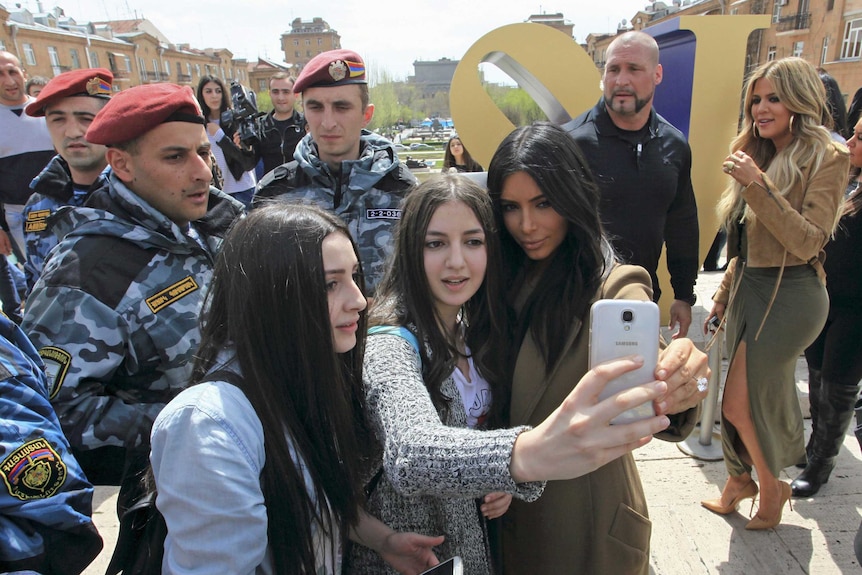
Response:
745,481,792,530
701,480,759,516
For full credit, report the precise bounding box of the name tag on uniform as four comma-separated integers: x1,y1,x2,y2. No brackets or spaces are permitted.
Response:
25,209,50,233
146,276,199,313
366,209,401,220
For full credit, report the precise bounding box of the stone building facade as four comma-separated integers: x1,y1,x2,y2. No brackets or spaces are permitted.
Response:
583,0,862,104
1,5,250,92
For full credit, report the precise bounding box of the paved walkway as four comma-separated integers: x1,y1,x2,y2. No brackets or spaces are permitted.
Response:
82,270,862,574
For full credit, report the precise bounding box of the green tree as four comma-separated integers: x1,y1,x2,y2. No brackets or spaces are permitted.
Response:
484,84,548,126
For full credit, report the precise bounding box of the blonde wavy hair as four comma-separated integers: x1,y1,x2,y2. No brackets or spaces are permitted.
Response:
717,57,835,229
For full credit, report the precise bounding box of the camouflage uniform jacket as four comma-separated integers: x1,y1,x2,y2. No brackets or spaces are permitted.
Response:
255,130,415,292
0,312,103,574
22,155,110,290
22,174,244,457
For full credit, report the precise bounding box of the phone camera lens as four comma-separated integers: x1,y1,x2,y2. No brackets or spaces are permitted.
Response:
622,310,634,322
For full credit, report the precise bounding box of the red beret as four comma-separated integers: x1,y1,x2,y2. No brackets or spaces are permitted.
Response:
25,68,113,117
293,49,367,94
86,84,205,146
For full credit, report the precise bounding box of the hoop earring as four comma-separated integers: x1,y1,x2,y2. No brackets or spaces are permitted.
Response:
789,114,795,134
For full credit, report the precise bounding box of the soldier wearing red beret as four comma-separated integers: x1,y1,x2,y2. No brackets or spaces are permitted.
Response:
255,49,415,293
21,68,113,289
22,82,244,502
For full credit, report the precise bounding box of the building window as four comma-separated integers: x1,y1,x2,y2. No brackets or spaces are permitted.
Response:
295,51,300,58
164,60,171,75
138,57,146,79
88,49,99,68
23,43,36,66
792,41,804,58
305,39,310,45
767,46,777,61
306,50,312,57
187,63,192,77
821,36,829,65
317,38,323,45
293,40,299,46
259,79,267,91
47,46,61,73
841,18,862,60
125,56,132,72
0,40,5,51
195,64,201,76
772,3,781,24
70,48,81,69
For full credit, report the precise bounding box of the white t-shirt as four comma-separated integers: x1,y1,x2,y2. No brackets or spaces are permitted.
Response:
451,348,492,429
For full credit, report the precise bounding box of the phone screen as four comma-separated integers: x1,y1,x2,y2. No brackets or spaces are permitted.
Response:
420,557,462,575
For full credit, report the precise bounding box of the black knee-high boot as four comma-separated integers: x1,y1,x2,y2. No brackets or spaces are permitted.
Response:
797,368,823,468
792,380,860,497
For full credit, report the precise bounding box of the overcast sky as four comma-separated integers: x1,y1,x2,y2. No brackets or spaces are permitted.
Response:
54,0,649,82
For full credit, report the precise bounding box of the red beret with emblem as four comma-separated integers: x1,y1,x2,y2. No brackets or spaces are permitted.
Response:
25,68,113,117
86,83,205,146
293,49,367,94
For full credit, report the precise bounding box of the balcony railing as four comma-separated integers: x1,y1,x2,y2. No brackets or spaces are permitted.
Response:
776,12,810,32
177,73,192,82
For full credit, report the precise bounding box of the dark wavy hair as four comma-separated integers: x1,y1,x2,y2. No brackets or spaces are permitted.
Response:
487,122,608,373
196,75,230,119
192,203,369,574
370,175,510,426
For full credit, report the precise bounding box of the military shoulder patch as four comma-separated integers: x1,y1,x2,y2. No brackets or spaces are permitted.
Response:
39,346,72,399
1,438,67,501
146,276,199,313
25,209,51,233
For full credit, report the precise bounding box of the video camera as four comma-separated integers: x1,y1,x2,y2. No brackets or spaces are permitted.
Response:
220,81,266,148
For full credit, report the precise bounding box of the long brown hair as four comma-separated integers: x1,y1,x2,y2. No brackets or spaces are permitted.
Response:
370,175,510,426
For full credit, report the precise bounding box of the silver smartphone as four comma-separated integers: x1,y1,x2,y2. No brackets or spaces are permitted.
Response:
420,557,463,575
589,299,660,424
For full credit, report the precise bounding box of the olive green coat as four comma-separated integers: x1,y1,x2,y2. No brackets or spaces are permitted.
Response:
501,264,697,575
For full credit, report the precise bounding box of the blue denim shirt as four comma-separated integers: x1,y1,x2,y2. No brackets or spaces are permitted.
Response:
151,369,339,574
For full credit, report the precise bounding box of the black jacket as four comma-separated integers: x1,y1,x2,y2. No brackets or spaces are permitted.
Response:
566,100,699,303
256,110,305,176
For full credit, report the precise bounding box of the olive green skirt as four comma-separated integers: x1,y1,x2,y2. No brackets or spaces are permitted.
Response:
721,264,828,477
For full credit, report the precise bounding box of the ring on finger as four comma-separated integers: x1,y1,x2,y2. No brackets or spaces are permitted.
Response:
722,161,735,174
695,376,709,393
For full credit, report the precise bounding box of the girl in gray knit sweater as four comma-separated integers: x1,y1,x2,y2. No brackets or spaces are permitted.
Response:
346,175,673,574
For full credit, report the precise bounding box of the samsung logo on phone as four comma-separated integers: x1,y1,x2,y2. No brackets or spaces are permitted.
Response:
615,341,639,346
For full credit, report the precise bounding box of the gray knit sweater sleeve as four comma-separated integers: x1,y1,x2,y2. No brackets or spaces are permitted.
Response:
363,333,544,501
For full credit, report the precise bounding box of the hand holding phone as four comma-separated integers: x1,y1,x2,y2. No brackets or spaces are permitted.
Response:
589,299,660,424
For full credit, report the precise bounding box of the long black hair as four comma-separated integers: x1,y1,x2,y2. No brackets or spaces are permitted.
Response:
443,135,483,172
487,122,608,373
196,75,230,119
193,203,369,574
370,175,510,426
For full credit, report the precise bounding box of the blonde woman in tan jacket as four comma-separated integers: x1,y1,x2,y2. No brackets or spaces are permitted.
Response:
702,57,849,530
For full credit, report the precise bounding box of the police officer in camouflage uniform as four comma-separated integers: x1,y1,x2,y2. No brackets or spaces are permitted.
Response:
1,310,103,574
21,68,113,291
255,49,415,293
22,83,244,487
